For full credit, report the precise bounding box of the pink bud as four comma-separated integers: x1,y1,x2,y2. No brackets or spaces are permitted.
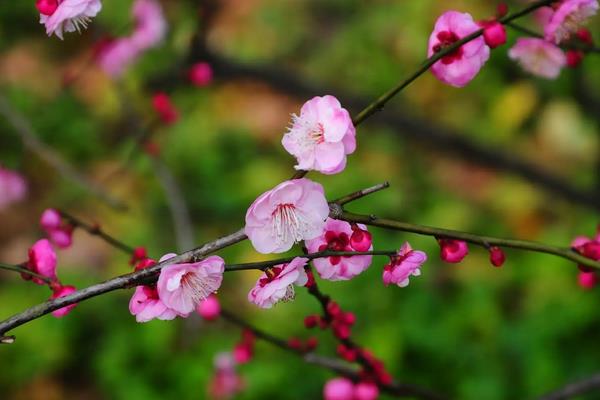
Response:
332,321,351,340
305,336,318,351
233,343,252,364
438,239,469,263
36,0,58,16
51,285,78,317
324,378,354,400
354,382,380,400
482,21,507,49
152,93,179,125
576,28,593,44
49,228,73,249
40,208,61,230
496,3,509,18
350,226,372,252
189,62,213,87
287,337,302,350
343,312,356,326
26,239,57,285
197,295,221,321
129,246,148,266
581,242,600,260
566,50,585,67
304,315,319,329
578,271,597,290
489,247,506,267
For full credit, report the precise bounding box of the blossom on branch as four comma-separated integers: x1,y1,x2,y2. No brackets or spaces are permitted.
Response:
24,239,57,285
40,208,73,248
282,95,356,175
438,239,469,263
129,285,179,322
428,11,490,87
157,253,225,315
247,257,308,308
382,242,426,287
197,294,221,321
305,218,373,281
38,0,102,40
544,0,598,44
508,38,567,79
50,284,78,317
245,178,329,254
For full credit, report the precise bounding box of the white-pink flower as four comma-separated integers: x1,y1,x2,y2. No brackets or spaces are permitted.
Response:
508,38,567,79
0,167,26,210
245,178,329,254
306,218,373,281
282,96,356,174
130,0,167,50
427,11,490,87
157,253,225,315
382,242,427,287
129,285,179,323
247,257,308,308
544,0,598,44
40,0,102,40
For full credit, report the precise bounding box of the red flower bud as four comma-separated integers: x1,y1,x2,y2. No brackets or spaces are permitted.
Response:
489,246,506,267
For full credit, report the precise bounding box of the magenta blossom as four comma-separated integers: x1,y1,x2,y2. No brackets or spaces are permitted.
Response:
51,285,78,317
197,294,221,321
39,0,102,40
428,11,490,87
578,271,597,289
355,382,380,400
439,239,469,263
247,257,308,308
189,62,214,87
245,178,329,254
282,95,356,175
25,239,57,285
544,0,598,44
157,253,225,315
306,218,373,281
40,208,73,249
383,242,427,287
508,38,567,79
129,285,179,322
0,167,27,210
208,352,244,399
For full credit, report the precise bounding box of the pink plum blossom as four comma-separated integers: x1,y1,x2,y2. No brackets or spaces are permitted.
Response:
245,178,329,254
323,377,355,400
489,246,506,267
51,285,78,317
130,0,167,50
282,95,356,175
189,62,214,87
578,271,597,289
96,38,140,78
197,294,221,321
571,228,600,272
157,253,225,315
40,208,73,249
428,11,490,87
544,0,598,44
247,257,308,308
25,239,57,285
481,21,506,49
508,38,567,79
129,285,179,322
39,0,102,40
355,382,380,400
0,167,27,210
382,242,427,287
305,218,373,281
438,239,469,263
208,352,244,399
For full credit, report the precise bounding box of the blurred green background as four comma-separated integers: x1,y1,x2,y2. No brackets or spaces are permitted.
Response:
1,0,599,399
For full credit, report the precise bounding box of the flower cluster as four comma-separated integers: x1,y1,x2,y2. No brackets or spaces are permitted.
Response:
40,208,74,249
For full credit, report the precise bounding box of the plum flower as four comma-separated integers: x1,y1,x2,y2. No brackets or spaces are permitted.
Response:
189,62,214,87
130,0,167,50
51,285,78,317
438,239,469,263
428,11,490,87
323,378,355,400
382,242,427,287
40,208,74,248
571,227,600,271
508,38,567,79
544,0,599,44
0,167,27,210
247,257,308,308
157,253,225,315
129,285,179,322
305,218,373,281
39,0,102,40
245,179,329,254
24,239,57,285
282,96,356,175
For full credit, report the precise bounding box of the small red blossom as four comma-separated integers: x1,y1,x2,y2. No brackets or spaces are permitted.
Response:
489,246,506,267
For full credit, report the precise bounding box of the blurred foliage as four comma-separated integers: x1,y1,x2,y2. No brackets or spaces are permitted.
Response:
0,0,599,399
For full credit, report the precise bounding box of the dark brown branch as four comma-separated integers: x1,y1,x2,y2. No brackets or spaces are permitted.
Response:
537,373,600,400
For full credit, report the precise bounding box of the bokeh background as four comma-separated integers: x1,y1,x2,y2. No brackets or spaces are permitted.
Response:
1,0,599,399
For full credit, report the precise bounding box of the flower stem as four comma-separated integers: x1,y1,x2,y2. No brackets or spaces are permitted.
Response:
0,262,53,285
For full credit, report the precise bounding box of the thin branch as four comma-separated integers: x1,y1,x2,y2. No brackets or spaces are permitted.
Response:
225,250,396,272
537,373,600,400
332,181,390,206
0,95,127,211
505,22,600,53
340,211,600,270
0,262,53,285
59,210,135,255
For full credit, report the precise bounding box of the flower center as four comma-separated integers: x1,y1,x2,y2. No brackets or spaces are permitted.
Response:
433,30,464,64
271,203,309,245
288,114,325,151
318,231,352,266
181,272,216,303
259,266,283,287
